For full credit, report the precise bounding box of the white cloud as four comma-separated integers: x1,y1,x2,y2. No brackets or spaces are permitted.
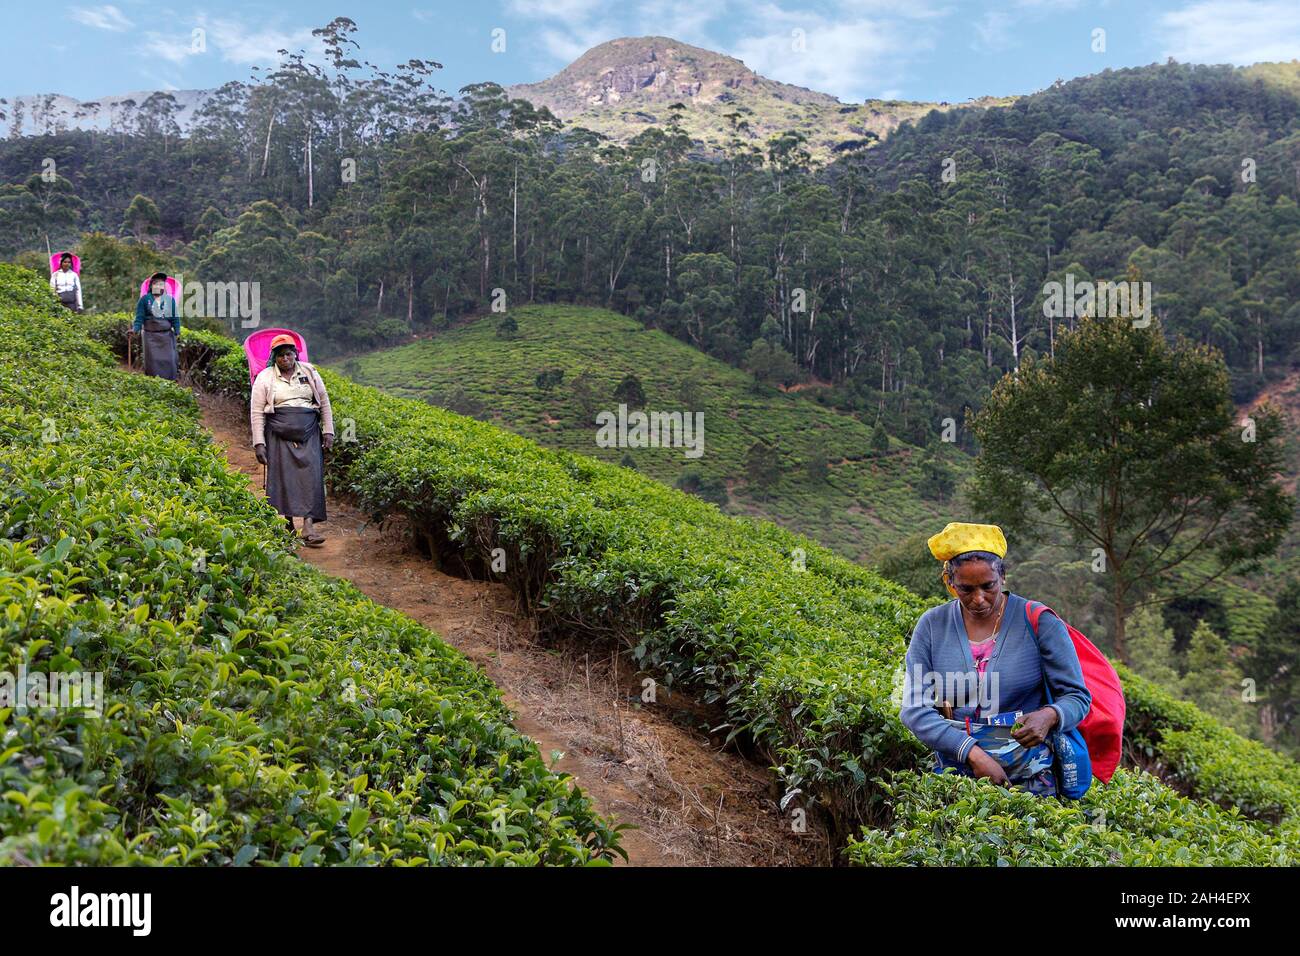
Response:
1160,0,1300,64
139,15,324,67
131,68,180,92
506,0,605,18
507,0,624,70
633,0,724,44
70,4,133,32
534,25,619,63
972,9,1016,51
838,0,949,14
729,2,936,100
968,0,1091,55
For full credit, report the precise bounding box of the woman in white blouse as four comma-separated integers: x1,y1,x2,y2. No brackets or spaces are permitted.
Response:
50,253,82,312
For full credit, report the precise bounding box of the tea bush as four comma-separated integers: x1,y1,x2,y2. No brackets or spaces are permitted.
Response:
1118,663,1300,822
67,270,1300,861
0,265,623,865
845,768,1296,866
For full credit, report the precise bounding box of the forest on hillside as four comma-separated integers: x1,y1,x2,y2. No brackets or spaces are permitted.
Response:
2,18,1298,453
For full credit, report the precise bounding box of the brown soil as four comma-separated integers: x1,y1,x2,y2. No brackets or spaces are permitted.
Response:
1240,365,1300,496
193,388,828,867
779,376,833,393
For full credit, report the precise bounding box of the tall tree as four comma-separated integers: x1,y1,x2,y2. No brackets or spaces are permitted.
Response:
968,312,1293,659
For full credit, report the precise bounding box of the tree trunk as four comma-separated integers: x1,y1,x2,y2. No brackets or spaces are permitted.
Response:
306,124,314,208
985,307,993,368
1255,311,1264,376
1112,576,1128,663
512,161,519,283
261,109,275,178
1008,272,1019,367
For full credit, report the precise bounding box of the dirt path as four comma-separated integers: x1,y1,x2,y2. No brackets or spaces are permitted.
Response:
195,389,827,866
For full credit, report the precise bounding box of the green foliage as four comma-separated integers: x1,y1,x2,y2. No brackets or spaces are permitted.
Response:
673,466,728,506
846,768,1295,866
870,422,889,455
64,268,1300,861
0,265,622,865
743,440,781,498
916,443,958,501
970,313,1293,661
121,194,161,241
804,448,829,485
71,232,177,316
4,57,1299,404
872,534,951,602
1119,662,1300,822
1180,620,1251,734
534,367,565,392
1245,576,1300,758
1126,604,1181,688
744,339,798,389
341,305,955,557
613,372,646,408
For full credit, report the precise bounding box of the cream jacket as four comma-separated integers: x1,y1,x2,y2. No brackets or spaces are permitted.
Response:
249,361,334,447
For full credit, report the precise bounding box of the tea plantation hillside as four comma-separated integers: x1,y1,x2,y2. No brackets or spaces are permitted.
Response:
339,304,960,560
341,305,1287,675
6,266,1300,864
0,265,623,865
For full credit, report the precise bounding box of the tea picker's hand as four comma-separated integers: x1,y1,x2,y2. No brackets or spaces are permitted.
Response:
1010,707,1058,748
322,433,334,451
254,443,267,465
967,746,1009,786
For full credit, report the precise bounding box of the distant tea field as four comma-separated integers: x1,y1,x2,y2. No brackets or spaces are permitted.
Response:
337,304,962,560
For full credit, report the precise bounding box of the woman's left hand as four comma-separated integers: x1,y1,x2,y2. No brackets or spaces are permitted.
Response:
1010,707,1058,747
323,433,334,451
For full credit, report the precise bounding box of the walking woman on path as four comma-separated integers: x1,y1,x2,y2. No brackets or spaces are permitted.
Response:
132,272,180,380
898,521,1092,796
249,334,335,546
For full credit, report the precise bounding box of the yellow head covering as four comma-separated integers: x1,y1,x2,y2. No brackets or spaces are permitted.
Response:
926,522,1007,597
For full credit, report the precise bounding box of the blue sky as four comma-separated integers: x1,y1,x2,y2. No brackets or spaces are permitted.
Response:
4,0,1299,103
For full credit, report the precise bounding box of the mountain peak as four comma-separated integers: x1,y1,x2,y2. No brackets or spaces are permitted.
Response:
505,35,958,162
509,34,839,113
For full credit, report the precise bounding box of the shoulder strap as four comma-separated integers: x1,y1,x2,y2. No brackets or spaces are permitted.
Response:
1023,598,1056,706
1025,599,1054,636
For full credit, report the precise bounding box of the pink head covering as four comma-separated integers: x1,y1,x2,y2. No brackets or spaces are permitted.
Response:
140,275,180,298
242,328,309,385
51,252,80,274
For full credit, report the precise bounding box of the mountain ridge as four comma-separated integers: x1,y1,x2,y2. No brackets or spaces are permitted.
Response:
504,35,1012,159
8,40,1297,164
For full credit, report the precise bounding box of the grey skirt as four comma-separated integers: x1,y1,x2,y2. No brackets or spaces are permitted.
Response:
264,406,326,522
141,318,178,380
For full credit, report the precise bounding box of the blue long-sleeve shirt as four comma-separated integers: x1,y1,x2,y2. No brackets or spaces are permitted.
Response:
133,293,181,334
899,592,1091,766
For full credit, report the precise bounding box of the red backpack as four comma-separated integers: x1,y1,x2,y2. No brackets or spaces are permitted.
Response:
1026,600,1126,783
